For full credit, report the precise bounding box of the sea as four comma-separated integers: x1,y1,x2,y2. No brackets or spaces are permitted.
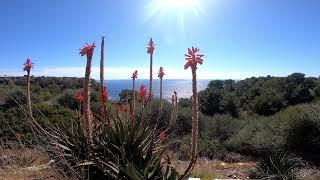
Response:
104,79,211,101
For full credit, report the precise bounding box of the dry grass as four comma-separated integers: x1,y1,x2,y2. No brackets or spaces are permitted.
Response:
0,147,65,180
173,158,255,179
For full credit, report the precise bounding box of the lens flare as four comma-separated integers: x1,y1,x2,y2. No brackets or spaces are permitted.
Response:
144,0,204,32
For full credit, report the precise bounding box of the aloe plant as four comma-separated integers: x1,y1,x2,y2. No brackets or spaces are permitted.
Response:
80,42,96,146
94,105,178,179
180,47,204,179
250,151,305,179
23,58,33,116
147,38,155,113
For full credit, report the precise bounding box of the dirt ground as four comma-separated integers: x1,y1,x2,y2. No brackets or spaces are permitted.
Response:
0,148,64,180
174,158,255,179
1,148,319,180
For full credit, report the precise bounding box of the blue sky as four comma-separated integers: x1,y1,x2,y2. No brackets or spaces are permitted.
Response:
1,0,320,79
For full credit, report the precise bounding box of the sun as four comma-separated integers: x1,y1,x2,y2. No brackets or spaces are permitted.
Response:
144,0,204,31
159,0,198,11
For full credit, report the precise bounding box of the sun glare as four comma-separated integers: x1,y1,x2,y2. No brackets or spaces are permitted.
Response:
159,0,197,11
144,0,204,32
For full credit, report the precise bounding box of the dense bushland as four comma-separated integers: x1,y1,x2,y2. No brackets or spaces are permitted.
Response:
1,73,320,171
198,73,320,117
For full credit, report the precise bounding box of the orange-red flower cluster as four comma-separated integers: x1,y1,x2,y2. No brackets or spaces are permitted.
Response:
159,131,165,141
139,85,147,99
184,47,204,70
116,104,121,113
147,38,155,55
158,67,165,79
75,92,84,104
23,58,33,72
100,86,108,104
80,43,96,57
131,70,138,80
123,104,128,113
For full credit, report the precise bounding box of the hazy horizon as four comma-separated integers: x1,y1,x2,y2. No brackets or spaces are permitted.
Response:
0,71,318,80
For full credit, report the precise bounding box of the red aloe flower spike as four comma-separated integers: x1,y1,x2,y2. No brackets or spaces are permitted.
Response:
80,43,96,57
184,47,204,70
23,58,33,116
131,70,138,80
80,42,96,147
139,85,147,107
139,85,147,99
158,67,165,79
100,86,108,105
123,104,128,113
158,67,165,112
76,92,84,104
147,38,155,113
147,38,155,55
159,131,166,141
131,70,138,114
23,58,33,72
116,104,121,113
180,47,204,179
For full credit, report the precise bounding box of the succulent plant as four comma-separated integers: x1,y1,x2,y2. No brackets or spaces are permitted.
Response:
94,104,178,179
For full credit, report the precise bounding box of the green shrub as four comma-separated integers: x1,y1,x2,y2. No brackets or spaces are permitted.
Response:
226,116,284,156
198,137,226,159
170,135,226,160
278,103,320,165
227,102,320,165
201,114,246,142
175,107,192,136
57,90,77,109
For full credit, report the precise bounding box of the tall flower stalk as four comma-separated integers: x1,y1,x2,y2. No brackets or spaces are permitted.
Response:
80,42,96,146
158,67,165,113
131,70,138,114
170,93,177,126
99,36,108,122
147,38,155,112
174,90,178,120
180,47,204,179
23,58,33,117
